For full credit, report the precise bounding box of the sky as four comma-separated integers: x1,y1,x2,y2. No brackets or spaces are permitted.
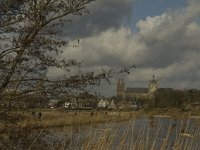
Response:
48,0,200,96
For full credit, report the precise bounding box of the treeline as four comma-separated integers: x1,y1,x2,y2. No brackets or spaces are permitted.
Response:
149,89,200,108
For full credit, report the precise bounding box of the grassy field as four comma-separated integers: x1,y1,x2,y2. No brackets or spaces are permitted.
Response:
27,109,138,128
138,108,200,118
25,108,200,128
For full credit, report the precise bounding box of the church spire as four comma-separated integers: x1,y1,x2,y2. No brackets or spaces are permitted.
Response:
117,79,125,97
149,75,159,94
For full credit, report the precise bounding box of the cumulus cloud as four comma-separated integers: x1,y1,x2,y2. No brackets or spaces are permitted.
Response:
63,27,147,67
61,0,200,95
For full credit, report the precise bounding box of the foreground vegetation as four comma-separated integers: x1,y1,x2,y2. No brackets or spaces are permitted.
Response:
81,114,200,150
29,111,200,150
1,108,200,149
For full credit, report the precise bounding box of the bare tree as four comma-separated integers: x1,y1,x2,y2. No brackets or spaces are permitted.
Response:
0,0,126,99
0,0,134,112
0,1,134,148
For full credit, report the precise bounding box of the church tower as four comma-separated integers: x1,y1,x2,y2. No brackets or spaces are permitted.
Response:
149,75,159,94
117,79,125,97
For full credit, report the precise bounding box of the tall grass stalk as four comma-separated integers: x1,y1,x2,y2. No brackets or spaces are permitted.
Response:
26,111,200,150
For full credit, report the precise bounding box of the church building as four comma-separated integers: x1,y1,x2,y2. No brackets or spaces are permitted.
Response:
117,75,159,99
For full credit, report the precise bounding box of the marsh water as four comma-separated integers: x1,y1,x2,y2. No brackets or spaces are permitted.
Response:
48,116,200,150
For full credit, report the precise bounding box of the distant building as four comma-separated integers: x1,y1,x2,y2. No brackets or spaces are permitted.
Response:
97,99,116,109
116,100,133,110
97,99,109,108
108,99,116,109
117,75,159,99
48,98,60,108
64,102,70,108
64,98,94,110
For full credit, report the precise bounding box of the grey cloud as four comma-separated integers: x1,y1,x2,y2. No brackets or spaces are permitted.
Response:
62,0,133,38
127,51,200,89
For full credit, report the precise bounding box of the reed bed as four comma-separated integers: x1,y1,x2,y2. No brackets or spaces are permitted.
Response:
79,113,200,150
24,110,200,150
